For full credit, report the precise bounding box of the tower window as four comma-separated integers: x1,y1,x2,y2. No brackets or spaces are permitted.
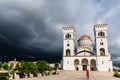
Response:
66,49,70,56
65,34,71,39
67,44,70,46
98,31,105,37
100,48,105,56
100,42,103,45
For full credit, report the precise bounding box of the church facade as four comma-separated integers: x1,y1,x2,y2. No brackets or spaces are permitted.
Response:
62,22,113,71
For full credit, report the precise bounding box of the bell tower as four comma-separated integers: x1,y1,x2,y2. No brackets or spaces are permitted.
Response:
63,23,75,56
94,21,109,56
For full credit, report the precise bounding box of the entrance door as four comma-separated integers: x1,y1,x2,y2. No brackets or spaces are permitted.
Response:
83,65,87,71
81,58,88,71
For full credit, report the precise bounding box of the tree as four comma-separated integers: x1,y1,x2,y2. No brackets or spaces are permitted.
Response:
24,62,38,77
36,60,50,76
17,61,39,78
2,62,8,70
15,63,19,70
17,60,27,78
28,62,38,77
54,63,59,74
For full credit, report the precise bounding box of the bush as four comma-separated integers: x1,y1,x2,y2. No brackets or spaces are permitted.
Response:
33,73,38,77
2,62,8,70
114,72,120,78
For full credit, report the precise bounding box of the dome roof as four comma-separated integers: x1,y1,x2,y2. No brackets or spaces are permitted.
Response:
79,34,91,40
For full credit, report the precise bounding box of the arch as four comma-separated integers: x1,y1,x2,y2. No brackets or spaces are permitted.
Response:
9,62,14,69
90,59,96,71
81,58,88,65
100,48,105,56
8,60,19,69
74,59,79,71
81,58,88,71
9,61,14,67
66,49,70,56
74,59,79,66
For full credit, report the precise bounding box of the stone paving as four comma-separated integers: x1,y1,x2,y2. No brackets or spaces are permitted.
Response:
14,70,120,80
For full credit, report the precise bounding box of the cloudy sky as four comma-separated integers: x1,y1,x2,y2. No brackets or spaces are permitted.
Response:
0,0,120,66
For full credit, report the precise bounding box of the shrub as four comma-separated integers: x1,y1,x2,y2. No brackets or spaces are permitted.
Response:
114,72,120,78
2,62,8,70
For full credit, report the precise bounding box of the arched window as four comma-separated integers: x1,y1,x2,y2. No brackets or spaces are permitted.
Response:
100,48,105,56
100,31,103,36
90,59,96,71
66,49,70,56
81,58,88,65
65,34,71,39
74,59,79,66
98,31,105,37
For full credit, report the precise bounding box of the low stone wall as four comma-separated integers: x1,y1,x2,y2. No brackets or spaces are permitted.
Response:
0,71,9,80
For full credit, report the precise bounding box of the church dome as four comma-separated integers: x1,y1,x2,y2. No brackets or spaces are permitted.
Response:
77,34,93,51
79,34,91,40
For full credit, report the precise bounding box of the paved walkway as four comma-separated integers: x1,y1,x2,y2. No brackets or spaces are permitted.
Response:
15,71,120,80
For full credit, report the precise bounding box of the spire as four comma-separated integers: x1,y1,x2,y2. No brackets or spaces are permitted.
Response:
98,20,102,24
67,23,71,27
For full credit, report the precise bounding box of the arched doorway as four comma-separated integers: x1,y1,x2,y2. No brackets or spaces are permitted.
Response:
74,59,79,70
90,59,96,71
81,58,88,71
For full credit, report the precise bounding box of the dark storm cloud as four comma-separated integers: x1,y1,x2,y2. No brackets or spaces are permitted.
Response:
0,0,120,65
0,0,63,53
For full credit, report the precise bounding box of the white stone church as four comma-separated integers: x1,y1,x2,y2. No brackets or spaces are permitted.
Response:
62,22,113,71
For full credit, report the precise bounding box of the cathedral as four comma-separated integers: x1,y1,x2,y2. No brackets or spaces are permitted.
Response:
62,22,113,71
